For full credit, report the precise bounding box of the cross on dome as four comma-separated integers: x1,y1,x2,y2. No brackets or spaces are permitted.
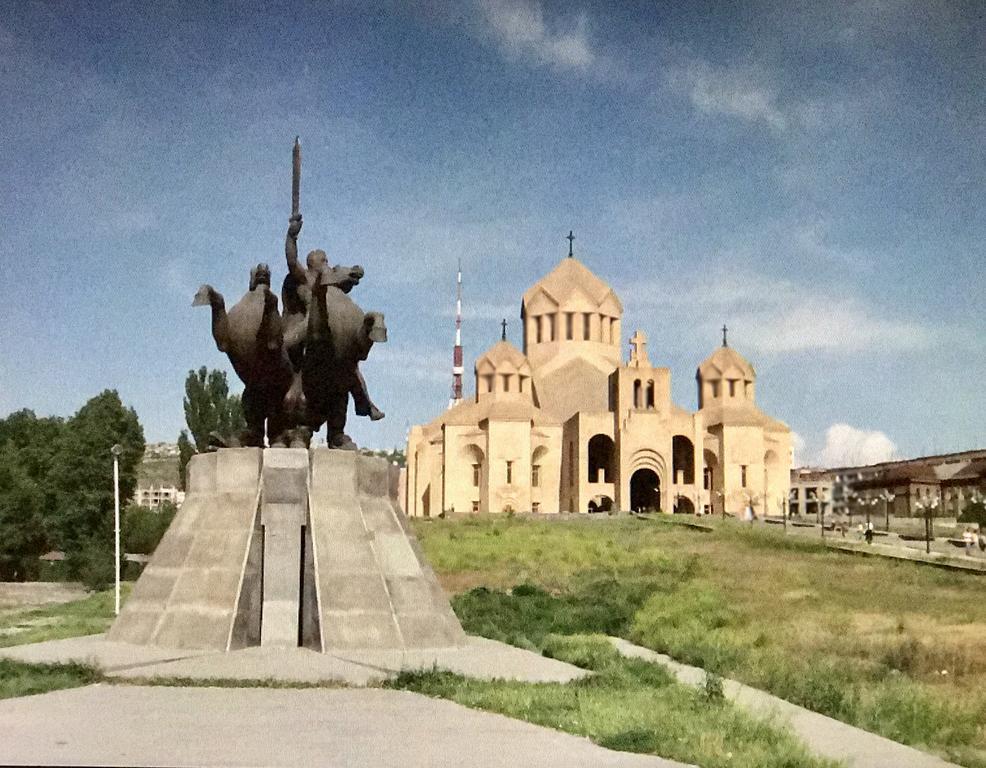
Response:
722,324,728,347
501,318,507,341
566,230,575,258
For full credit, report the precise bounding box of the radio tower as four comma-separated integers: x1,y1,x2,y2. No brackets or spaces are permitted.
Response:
449,260,464,408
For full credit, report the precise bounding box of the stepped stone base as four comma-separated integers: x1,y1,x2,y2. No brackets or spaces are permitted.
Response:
109,449,465,652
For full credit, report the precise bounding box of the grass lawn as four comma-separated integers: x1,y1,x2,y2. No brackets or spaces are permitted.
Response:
389,633,840,768
414,514,986,768
0,658,101,700
0,587,127,648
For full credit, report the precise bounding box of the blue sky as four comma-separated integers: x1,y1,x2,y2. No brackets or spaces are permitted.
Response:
1,0,983,466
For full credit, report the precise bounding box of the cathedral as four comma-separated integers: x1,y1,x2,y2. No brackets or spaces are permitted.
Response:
405,247,792,518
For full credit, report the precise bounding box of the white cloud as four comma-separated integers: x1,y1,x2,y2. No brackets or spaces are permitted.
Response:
668,61,787,132
815,423,897,467
476,0,596,71
617,269,934,355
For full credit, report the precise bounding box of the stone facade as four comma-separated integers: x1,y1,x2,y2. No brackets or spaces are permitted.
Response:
406,255,792,517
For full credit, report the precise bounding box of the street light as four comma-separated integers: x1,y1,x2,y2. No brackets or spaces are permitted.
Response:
915,492,940,555
110,444,122,616
810,489,825,538
881,490,895,532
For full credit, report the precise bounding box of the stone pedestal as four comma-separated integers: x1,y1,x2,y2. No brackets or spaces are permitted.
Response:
109,448,465,652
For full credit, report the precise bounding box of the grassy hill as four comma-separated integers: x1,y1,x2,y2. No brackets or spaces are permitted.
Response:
137,456,179,487
413,514,986,768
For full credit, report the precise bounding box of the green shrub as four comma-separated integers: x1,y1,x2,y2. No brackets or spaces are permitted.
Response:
630,581,744,672
542,633,620,670
66,539,116,592
856,678,983,748
123,502,175,555
703,671,725,702
598,728,659,753
958,500,986,526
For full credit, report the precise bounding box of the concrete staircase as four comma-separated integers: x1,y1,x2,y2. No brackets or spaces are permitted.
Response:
108,448,465,652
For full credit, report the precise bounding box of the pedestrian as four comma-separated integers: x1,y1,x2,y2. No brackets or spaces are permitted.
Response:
978,529,986,553
963,528,974,556
864,522,874,545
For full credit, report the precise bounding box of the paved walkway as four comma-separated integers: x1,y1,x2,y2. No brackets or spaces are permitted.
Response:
0,685,692,768
609,637,959,768
0,634,588,686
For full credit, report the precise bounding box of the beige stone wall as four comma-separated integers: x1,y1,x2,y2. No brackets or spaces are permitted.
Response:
406,255,791,520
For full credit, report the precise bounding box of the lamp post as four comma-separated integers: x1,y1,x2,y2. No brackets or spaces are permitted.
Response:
810,490,824,538
916,493,940,555
110,444,122,616
881,490,895,532
865,496,878,528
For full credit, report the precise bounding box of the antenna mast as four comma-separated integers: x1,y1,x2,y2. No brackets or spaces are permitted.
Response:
449,260,464,408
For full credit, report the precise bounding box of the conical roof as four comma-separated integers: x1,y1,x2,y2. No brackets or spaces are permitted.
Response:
475,340,530,371
522,257,623,313
697,345,756,380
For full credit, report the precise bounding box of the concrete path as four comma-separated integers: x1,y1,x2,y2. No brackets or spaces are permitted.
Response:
609,637,959,768
0,685,692,768
0,634,588,686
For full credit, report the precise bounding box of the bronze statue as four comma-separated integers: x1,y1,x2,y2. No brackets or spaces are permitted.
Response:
192,264,293,447
193,138,386,449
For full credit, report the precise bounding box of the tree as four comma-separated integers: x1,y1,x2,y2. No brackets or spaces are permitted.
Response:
123,501,177,555
177,430,195,491
0,409,66,485
361,447,406,467
182,367,245,451
0,444,48,581
959,498,986,526
47,390,145,552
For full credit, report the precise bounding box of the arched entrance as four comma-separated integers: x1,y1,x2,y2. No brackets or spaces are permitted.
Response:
630,469,661,512
588,495,614,514
588,434,616,484
674,496,695,515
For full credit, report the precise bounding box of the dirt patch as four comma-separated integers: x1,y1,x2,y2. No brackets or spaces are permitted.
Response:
0,583,87,609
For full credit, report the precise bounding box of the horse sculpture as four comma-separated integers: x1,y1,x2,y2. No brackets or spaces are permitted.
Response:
192,263,293,447
193,139,386,449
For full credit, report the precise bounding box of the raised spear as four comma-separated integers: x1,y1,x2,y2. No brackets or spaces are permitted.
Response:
292,136,301,217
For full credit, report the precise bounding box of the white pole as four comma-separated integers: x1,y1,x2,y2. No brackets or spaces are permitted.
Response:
113,452,121,616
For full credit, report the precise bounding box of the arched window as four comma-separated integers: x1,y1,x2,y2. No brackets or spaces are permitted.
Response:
633,379,642,408
646,380,655,408
583,313,591,340
535,316,543,344
672,435,695,485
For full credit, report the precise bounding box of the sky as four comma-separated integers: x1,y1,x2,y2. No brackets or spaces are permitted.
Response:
0,0,983,467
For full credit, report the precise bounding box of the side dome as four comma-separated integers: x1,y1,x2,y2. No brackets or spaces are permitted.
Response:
696,344,756,408
474,340,534,401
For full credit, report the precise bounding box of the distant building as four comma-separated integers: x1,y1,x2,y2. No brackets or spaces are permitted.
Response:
136,447,183,508
134,485,184,508
144,442,180,458
794,449,986,519
407,248,792,517
789,467,833,518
